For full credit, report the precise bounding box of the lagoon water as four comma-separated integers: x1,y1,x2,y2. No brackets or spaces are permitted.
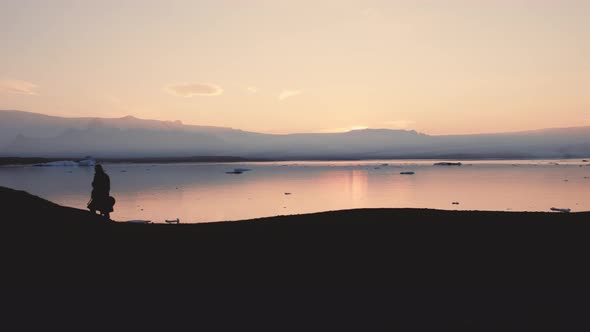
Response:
1,159,589,223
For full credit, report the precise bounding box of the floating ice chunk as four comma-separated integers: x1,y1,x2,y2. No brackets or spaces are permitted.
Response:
226,168,252,174
550,207,571,213
434,162,462,166
127,220,152,224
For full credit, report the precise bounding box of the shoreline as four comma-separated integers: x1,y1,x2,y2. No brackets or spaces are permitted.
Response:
2,185,588,225
4,184,590,288
139,207,590,225
2,185,589,224
2,155,589,166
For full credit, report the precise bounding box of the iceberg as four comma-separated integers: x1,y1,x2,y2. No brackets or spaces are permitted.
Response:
78,157,96,166
33,160,79,167
127,220,152,224
434,162,462,166
33,156,96,167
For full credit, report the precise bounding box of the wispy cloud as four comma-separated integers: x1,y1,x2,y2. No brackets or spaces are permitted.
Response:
246,86,258,94
278,90,301,101
384,120,415,129
0,79,38,95
165,82,223,97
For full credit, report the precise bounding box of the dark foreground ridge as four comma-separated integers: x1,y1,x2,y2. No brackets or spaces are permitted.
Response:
2,185,590,288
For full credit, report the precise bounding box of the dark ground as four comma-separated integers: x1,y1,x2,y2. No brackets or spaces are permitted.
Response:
3,185,590,329
3,185,590,286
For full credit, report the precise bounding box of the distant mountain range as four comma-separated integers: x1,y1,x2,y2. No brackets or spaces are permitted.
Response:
1,110,589,159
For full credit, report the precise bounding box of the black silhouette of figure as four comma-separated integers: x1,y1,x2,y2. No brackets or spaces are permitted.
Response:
88,164,114,219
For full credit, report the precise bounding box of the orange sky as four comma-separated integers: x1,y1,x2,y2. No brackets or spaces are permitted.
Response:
1,0,589,134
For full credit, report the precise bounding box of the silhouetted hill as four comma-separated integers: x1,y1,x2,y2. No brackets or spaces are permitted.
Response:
2,110,590,159
3,185,590,289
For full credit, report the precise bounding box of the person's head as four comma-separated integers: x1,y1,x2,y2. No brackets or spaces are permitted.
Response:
95,164,104,174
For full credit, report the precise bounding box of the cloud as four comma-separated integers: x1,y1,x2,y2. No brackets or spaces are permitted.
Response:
246,86,258,94
166,83,223,97
384,120,415,129
0,79,38,95
278,90,302,101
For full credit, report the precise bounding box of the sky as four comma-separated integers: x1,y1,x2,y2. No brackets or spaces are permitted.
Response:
1,0,589,135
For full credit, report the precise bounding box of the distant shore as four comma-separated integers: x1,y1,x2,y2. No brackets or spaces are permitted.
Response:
0,156,273,166
2,155,589,166
3,185,590,289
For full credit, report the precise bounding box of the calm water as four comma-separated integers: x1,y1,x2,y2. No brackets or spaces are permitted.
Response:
1,159,589,222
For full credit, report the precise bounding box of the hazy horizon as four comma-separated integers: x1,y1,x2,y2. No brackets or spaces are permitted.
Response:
3,109,590,136
1,0,589,135
2,109,589,159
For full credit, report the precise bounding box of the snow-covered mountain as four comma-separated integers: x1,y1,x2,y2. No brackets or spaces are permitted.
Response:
1,110,589,159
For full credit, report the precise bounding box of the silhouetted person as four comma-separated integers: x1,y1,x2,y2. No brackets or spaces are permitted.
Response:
88,164,115,219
